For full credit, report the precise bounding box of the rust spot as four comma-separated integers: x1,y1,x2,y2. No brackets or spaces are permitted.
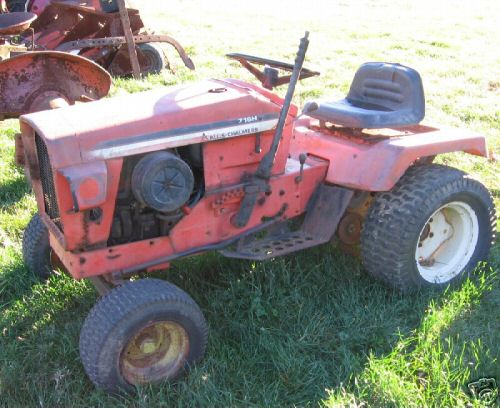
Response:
80,211,90,249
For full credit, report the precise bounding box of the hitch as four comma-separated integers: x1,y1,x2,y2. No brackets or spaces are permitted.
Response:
232,32,310,228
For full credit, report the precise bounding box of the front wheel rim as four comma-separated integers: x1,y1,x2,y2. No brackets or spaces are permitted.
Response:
120,321,190,385
415,201,479,284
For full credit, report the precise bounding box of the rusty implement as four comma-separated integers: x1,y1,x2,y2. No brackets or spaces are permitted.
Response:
56,34,195,74
30,1,195,76
0,51,111,119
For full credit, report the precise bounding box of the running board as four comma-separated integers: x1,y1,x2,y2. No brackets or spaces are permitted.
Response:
220,184,353,260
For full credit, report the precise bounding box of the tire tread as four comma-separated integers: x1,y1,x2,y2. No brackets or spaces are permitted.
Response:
79,278,208,392
22,214,51,279
360,164,496,291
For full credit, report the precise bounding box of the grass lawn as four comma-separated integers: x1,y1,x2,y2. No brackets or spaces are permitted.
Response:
0,0,499,406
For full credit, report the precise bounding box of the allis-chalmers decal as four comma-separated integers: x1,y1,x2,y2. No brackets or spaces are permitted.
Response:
89,114,279,160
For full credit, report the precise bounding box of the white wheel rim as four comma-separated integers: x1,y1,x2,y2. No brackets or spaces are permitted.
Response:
415,201,479,284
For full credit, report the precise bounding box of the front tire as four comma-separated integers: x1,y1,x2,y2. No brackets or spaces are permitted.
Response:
22,213,52,279
79,279,208,393
361,164,495,291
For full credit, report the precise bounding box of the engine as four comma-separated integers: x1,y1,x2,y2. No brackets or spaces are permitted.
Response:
108,147,203,245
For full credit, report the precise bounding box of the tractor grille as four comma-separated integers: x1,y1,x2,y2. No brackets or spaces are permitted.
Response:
35,134,63,230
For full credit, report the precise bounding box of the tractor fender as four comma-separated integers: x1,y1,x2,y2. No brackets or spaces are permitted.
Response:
291,118,488,191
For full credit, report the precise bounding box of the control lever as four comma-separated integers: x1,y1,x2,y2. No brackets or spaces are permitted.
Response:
232,32,310,228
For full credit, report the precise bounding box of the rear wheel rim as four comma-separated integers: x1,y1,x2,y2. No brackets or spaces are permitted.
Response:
121,321,189,385
138,46,163,74
415,201,479,283
140,51,155,73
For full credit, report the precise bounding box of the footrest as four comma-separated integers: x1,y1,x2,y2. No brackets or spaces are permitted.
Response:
220,231,319,260
220,184,354,261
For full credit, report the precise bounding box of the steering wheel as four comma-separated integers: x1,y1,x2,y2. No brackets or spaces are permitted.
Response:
226,53,320,90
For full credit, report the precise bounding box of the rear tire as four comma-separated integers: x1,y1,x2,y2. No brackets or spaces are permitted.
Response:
137,43,166,75
361,164,495,291
79,279,208,393
22,213,52,279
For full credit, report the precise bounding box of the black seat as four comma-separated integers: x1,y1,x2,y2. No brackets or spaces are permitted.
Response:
303,62,425,129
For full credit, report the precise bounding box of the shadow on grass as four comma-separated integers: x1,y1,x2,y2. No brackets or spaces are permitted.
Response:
2,244,497,407
0,176,30,211
119,247,440,406
0,257,38,306
323,264,499,408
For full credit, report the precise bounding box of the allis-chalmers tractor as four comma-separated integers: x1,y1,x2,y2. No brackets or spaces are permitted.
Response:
15,33,495,392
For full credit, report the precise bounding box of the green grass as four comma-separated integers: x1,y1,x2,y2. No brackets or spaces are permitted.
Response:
1,0,499,406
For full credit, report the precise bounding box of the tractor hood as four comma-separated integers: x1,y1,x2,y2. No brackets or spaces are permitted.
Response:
20,79,283,168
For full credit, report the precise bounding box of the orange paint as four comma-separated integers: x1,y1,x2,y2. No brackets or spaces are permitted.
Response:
18,76,488,280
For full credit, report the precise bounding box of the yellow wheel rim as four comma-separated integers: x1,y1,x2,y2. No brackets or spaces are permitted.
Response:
120,321,190,385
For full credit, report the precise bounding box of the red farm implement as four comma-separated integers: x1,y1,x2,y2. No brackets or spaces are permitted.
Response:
3,0,194,77
0,1,194,118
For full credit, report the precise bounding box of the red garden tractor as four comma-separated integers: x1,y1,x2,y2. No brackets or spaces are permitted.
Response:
15,33,496,393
